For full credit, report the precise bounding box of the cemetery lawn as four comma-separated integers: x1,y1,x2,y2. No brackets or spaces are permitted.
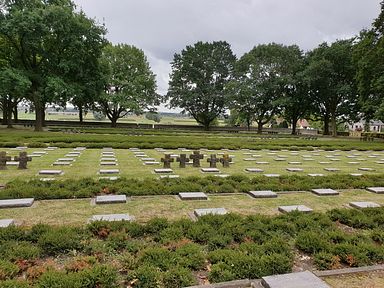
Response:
0,189,383,226
323,271,384,287
1,147,384,183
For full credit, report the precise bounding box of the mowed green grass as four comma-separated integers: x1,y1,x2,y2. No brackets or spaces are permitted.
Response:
0,147,384,182
0,189,382,226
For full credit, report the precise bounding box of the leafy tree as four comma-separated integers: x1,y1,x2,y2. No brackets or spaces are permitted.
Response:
167,41,236,130
305,40,359,136
145,111,161,123
228,43,301,133
97,44,158,128
354,2,384,124
0,0,106,131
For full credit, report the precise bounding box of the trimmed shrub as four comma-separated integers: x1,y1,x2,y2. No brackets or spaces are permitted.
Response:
0,241,41,261
0,280,30,288
138,247,180,271
295,231,330,254
38,227,84,256
175,243,205,270
36,270,81,288
0,260,19,280
80,265,120,288
162,267,196,288
314,252,342,270
208,262,236,283
131,265,162,288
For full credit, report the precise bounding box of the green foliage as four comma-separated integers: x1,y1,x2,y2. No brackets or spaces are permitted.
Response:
168,41,236,130
0,260,19,281
162,267,196,288
138,247,180,271
131,265,162,288
0,279,30,288
175,243,205,270
38,227,84,256
0,241,41,261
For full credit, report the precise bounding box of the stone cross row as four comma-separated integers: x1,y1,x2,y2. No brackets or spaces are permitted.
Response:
0,151,32,170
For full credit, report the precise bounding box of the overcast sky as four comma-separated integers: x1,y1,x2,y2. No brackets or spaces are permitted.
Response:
73,0,380,110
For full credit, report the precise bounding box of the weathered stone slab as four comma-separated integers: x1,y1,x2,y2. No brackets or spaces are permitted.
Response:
324,168,340,172
288,162,302,165
286,168,303,172
179,192,208,200
256,161,269,165
6,161,19,166
135,154,148,158
141,158,156,162
154,168,173,173
264,174,280,177
66,153,80,157
350,201,381,209
39,170,63,175
274,158,286,161
144,161,160,165
252,154,262,158
133,151,145,155
350,173,363,177
248,190,277,198
375,161,384,164
32,151,47,155
367,187,384,194
261,271,330,288
95,195,126,204
68,151,81,155
0,198,34,208
159,175,180,179
0,219,14,228
348,162,360,164
278,205,313,213
201,168,220,173
99,169,119,174
53,161,71,166
194,208,227,217
90,214,134,222
308,174,324,177
214,174,230,178
100,162,118,166
99,176,119,181
243,158,257,161
311,188,339,196
330,158,341,161
44,147,58,151
100,157,116,162
358,167,375,171
245,168,263,173
74,147,86,151
57,158,75,162
39,178,56,181
129,148,140,151
319,161,331,164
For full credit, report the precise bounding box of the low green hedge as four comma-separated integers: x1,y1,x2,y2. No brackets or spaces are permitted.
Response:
2,174,384,200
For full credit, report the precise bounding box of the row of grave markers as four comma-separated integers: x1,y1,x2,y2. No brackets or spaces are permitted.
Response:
161,151,232,168
1,186,382,228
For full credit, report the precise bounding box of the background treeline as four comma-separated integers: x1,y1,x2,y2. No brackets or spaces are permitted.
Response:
1,0,384,135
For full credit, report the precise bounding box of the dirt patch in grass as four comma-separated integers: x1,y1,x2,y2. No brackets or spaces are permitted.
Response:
323,270,384,288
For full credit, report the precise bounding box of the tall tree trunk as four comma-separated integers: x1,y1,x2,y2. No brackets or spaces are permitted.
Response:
13,104,18,123
6,100,13,128
323,114,330,135
34,99,43,132
1,99,8,125
203,121,210,131
79,106,83,123
111,117,118,128
257,121,263,134
291,116,298,135
331,113,337,137
246,116,251,131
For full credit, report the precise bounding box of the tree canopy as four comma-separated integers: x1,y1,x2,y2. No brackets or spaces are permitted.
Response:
167,41,236,130
97,43,158,127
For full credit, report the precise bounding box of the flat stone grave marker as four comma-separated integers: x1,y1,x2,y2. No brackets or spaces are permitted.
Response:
256,161,269,165
350,201,381,209
357,158,366,161
252,154,262,157
74,147,86,151
154,168,173,173
133,151,145,155
129,148,140,151
66,153,80,157
325,155,334,158
261,270,330,288
346,155,357,158
214,174,229,178
32,151,47,155
201,168,220,173
144,161,160,165
368,155,377,158
277,155,287,158
274,158,286,161
30,154,42,158
312,188,339,196
39,178,56,182
15,146,27,150
245,168,263,173
302,155,312,158
243,158,257,161
324,168,340,172
53,161,71,166
100,162,118,166
0,198,34,208
44,147,58,151
376,161,384,164
288,162,301,165
243,152,253,155
0,219,14,228
290,152,299,155
90,214,134,222
319,161,331,164
100,157,116,162
286,168,303,172
194,208,227,217
367,187,384,194
248,190,277,198
350,173,363,177
264,174,280,177
303,158,315,161
308,174,324,177
278,205,313,213
6,161,19,166
102,147,113,151
348,162,360,164
39,170,63,175
267,152,276,155
99,169,119,174
99,176,119,181
57,158,75,162
135,154,148,158
330,158,341,161
179,192,208,200
159,175,180,179
141,158,156,161
68,151,81,155
95,195,127,204
358,167,375,171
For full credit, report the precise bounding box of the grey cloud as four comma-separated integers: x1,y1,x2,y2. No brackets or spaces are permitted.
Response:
74,0,380,101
